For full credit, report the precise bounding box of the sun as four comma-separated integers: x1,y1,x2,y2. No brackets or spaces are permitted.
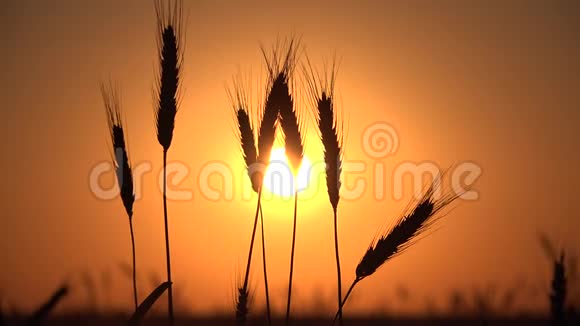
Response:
262,147,312,197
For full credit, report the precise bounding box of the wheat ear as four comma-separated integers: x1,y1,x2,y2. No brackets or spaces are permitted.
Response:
235,285,250,325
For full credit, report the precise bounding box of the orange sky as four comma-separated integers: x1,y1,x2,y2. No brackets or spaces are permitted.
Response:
1,0,580,317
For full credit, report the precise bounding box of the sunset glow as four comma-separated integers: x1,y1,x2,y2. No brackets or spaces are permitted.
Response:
262,147,313,197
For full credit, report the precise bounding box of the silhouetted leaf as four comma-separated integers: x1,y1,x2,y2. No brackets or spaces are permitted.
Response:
28,285,68,325
128,282,171,325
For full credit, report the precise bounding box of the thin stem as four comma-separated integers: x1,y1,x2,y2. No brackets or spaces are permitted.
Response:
242,185,264,291
332,278,361,326
285,190,299,326
128,217,138,311
162,150,174,326
259,204,272,326
332,208,343,326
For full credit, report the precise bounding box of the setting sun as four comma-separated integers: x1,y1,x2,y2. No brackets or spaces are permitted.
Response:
262,147,313,197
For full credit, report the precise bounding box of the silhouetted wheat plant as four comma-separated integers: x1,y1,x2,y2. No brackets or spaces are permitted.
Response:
231,41,292,323
228,76,271,325
154,0,183,324
303,58,344,325
333,177,459,324
235,284,250,325
101,83,138,311
260,39,304,325
551,252,567,326
538,233,569,325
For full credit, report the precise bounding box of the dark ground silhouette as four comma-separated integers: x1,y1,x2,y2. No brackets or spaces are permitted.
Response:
4,314,580,326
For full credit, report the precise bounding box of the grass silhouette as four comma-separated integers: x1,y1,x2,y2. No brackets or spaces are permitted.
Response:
550,253,567,326
537,233,573,325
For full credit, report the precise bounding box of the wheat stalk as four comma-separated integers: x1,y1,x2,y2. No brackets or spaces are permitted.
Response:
257,207,270,324
252,48,286,318
229,49,286,324
228,77,272,325
303,57,344,324
333,177,459,324
101,82,138,311
260,38,303,325
154,1,183,324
